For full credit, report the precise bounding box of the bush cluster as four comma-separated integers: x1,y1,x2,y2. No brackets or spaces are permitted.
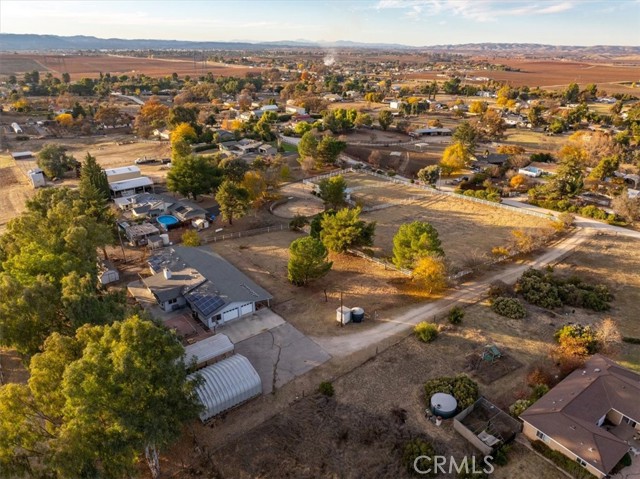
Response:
414,322,439,343
403,438,436,476
447,306,464,325
318,381,334,397
423,375,479,410
554,323,600,355
491,297,527,319
516,268,612,311
529,199,618,224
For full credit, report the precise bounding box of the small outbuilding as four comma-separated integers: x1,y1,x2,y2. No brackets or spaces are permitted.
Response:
27,168,46,188
98,259,119,285
184,334,234,369
189,354,262,421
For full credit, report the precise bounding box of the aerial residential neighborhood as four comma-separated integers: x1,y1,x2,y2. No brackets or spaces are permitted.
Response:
0,1,639,478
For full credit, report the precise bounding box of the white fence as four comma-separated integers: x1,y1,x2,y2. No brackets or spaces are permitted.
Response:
304,167,554,220
200,224,286,243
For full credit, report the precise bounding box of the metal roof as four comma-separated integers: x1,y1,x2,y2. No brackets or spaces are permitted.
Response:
189,354,261,421
105,165,141,176
184,334,234,367
109,176,154,192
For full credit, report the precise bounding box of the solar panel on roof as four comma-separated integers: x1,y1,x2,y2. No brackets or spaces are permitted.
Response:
186,291,225,316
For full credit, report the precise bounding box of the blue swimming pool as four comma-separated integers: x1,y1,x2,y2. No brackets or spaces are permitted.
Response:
157,215,180,229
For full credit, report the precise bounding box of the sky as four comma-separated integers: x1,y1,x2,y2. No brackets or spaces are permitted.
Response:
1,0,639,46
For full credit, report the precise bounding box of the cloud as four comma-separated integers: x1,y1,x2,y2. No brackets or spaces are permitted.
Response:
375,0,576,22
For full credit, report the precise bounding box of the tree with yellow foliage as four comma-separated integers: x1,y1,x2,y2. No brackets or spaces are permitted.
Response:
170,122,197,145
55,113,74,128
509,174,526,189
412,256,447,294
439,142,471,175
242,170,268,205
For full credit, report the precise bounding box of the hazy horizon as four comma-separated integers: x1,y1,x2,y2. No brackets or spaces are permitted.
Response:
1,0,639,47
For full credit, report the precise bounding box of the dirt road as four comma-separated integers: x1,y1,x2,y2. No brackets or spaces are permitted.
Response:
311,228,593,357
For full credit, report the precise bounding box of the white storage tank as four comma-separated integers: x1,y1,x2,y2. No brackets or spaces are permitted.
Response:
336,306,351,325
159,233,170,246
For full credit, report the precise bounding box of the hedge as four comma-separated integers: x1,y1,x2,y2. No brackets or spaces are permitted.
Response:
531,441,598,479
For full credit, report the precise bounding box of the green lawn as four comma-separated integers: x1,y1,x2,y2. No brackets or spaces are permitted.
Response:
281,142,298,153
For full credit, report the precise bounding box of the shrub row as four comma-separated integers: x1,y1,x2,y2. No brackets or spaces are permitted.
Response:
455,188,501,203
531,441,598,479
529,199,619,224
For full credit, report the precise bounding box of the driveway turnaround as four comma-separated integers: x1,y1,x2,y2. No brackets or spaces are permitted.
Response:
234,322,332,394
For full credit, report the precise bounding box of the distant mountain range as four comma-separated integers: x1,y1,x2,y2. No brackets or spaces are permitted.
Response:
1,33,638,55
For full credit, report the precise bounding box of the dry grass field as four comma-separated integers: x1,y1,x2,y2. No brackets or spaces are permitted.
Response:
338,172,556,271
209,230,419,337
181,305,565,479
0,154,34,232
0,54,264,80
553,233,640,371
405,58,640,93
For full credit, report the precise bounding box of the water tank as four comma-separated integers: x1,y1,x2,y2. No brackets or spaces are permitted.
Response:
430,393,458,419
351,307,364,323
336,306,351,325
159,233,170,246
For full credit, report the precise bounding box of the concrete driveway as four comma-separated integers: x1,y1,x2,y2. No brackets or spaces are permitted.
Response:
216,308,331,395
235,322,331,394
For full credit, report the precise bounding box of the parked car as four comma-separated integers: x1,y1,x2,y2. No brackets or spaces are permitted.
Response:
134,156,157,164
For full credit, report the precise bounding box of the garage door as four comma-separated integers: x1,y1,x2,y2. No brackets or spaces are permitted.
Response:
222,308,239,323
240,303,254,316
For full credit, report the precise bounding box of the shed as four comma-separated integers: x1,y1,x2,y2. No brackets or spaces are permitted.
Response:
98,259,119,285
27,168,46,188
184,334,234,369
11,151,34,160
189,354,262,421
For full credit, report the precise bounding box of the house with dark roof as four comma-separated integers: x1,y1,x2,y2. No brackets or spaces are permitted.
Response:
520,355,640,478
143,246,272,327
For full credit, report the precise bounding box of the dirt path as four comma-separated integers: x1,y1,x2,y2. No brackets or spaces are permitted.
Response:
311,228,593,357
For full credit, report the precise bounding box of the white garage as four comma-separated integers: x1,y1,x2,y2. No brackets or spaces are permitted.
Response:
240,303,254,316
222,308,239,322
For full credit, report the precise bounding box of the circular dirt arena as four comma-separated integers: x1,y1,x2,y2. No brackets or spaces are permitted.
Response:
272,197,324,218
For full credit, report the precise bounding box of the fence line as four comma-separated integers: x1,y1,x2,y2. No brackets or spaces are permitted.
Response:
347,248,412,276
200,224,286,244
303,167,554,220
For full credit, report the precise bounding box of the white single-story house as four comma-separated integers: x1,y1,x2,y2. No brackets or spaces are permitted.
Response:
189,354,262,421
286,105,306,115
153,128,171,140
145,246,272,328
518,166,543,178
108,176,154,198
105,165,141,184
409,127,452,138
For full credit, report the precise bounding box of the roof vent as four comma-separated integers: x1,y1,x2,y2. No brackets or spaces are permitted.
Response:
570,426,576,430
589,447,594,452
582,370,587,375
594,368,601,373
